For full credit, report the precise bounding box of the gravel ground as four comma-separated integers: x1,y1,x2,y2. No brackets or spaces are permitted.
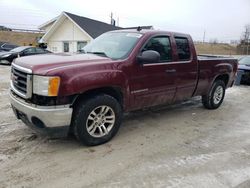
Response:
0,64,250,188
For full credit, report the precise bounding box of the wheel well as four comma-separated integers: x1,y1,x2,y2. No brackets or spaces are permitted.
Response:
215,74,229,86
72,87,123,108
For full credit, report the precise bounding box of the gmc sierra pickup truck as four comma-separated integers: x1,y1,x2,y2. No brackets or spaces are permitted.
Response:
10,29,238,146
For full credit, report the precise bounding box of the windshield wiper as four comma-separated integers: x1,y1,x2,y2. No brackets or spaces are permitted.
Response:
87,51,108,57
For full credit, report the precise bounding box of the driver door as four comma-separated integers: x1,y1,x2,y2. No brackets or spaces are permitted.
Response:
129,35,177,109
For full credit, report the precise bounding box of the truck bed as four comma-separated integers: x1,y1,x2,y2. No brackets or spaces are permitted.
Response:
197,54,233,60
194,56,238,97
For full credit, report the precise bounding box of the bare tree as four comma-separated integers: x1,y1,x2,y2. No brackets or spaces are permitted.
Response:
242,25,250,42
241,24,250,54
209,38,218,44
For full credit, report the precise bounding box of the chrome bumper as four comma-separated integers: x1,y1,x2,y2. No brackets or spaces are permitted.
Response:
9,92,73,128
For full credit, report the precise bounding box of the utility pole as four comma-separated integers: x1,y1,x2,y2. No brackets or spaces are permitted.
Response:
110,12,113,25
244,30,247,55
243,25,250,55
110,12,116,26
247,39,249,55
203,30,206,43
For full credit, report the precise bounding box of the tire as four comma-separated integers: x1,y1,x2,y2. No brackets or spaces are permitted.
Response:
72,94,122,146
202,80,226,109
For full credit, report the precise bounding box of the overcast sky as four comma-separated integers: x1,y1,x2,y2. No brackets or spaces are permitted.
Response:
0,0,249,42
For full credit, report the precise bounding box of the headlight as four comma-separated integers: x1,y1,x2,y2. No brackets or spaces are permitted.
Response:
1,54,11,58
33,75,60,96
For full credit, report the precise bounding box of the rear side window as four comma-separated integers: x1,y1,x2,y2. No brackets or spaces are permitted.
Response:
175,37,191,61
23,48,36,54
35,48,46,53
142,36,172,62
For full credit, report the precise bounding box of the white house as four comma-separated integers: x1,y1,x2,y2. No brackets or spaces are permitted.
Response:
38,12,122,53
39,12,153,53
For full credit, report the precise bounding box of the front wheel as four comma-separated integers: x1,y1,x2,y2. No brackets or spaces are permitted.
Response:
72,94,122,146
202,80,226,109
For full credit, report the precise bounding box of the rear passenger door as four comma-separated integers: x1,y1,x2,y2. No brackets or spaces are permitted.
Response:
173,36,198,102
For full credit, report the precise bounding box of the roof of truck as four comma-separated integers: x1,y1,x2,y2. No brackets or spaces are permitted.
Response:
109,28,190,37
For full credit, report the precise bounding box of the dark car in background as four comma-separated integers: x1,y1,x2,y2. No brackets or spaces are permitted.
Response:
0,46,51,65
0,42,18,52
238,56,250,84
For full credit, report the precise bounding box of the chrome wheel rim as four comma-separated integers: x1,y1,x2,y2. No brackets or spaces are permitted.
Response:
86,105,115,138
213,86,224,104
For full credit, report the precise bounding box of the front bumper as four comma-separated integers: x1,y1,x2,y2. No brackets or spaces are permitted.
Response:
10,91,73,136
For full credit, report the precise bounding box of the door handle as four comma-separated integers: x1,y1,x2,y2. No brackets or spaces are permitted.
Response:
165,69,176,73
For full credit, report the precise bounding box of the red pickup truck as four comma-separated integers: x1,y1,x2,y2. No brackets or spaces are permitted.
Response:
10,29,238,145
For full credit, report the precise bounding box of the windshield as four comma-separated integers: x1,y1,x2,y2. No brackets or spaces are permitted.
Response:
239,56,250,65
10,46,28,53
82,32,143,59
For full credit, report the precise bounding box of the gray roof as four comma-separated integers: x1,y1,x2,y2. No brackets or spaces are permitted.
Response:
65,12,122,38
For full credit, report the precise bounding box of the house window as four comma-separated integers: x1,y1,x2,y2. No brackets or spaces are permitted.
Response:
77,41,87,52
52,47,57,52
63,42,69,52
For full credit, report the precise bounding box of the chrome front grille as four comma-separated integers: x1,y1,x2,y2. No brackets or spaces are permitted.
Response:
11,64,32,99
12,68,27,94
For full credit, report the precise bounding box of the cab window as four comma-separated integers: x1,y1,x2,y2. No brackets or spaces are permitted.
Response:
142,36,172,62
175,37,191,61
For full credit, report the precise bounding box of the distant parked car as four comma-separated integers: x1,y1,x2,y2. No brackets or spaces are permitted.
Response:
0,46,51,65
0,25,12,31
238,56,250,84
0,42,18,52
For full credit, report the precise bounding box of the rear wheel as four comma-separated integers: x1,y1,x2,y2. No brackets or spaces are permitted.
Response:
202,80,225,109
72,94,122,146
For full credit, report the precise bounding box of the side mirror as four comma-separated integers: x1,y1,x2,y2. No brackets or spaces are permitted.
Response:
137,50,160,64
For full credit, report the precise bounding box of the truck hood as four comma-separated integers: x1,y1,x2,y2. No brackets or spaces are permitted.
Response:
13,53,113,75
